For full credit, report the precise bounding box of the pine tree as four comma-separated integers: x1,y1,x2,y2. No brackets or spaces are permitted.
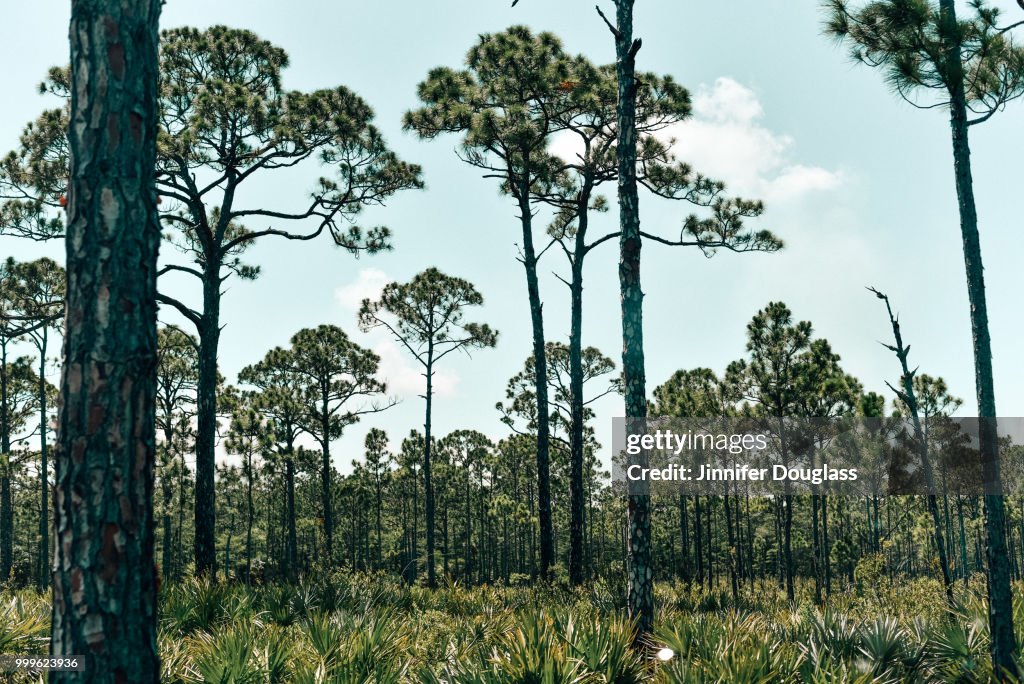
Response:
826,1,1024,673
405,28,574,579
359,268,498,586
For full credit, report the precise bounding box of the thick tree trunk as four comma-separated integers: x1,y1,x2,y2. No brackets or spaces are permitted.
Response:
52,1,162,680
612,0,653,639
938,0,1016,674
516,182,554,581
194,272,220,577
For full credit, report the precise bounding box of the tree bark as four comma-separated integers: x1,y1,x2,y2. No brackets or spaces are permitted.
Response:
938,0,1017,675
567,195,588,587
193,271,220,577
611,0,653,639
52,1,162,680
516,180,554,581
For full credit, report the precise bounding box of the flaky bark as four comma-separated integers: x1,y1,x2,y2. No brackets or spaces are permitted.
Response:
52,0,162,681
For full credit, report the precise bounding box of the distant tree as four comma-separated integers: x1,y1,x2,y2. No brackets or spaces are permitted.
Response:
284,325,393,562
0,352,40,582
238,347,307,580
2,26,423,578
497,341,619,581
362,427,393,568
359,268,498,586
794,338,860,603
155,327,198,579
9,258,64,589
651,368,726,587
438,429,492,582
405,27,574,579
826,1,1024,672
725,302,813,602
397,430,426,582
224,402,269,583
50,0,163,679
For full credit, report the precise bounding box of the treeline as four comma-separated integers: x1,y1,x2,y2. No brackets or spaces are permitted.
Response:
6,274,1024,612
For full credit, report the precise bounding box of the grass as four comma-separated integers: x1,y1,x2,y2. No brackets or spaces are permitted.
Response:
0,571,1022,682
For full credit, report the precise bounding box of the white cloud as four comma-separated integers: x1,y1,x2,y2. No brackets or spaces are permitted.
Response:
373,339,459,399
335,268,390,310
660,77,843,203
548,129,585,165
335,269,460,400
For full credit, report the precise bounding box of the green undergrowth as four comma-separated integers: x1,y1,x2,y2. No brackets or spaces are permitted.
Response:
1,573,1023,682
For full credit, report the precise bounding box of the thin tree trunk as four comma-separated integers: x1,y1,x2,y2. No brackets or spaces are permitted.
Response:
936,0,1016,673
194,272,220,577
285,454,297,580
516,180,554,581
424,348,436,587
568,191,590,586
52,1,162,678
245,449,253,583
0,341,11,581
38,328,50,590
611,0,653,639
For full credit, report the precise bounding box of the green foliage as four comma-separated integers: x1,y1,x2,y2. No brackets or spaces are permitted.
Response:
824,0,1024,119
6,575,1021,682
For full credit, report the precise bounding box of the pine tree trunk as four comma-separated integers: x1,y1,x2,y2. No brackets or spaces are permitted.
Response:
424,349,436,587
612,0,653,639
194,271,220,577
516,182,554,581
245,450,253,583
937,0,1016,674
1,341,11,581
52,1,162,679
285,454,297,580
38,329,50,590
567,201,588,586
320,413,333,561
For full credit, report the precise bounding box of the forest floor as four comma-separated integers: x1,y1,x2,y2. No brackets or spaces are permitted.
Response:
0,571,1018,682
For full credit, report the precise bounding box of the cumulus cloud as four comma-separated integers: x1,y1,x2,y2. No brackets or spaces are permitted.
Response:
662,77,843,203
546,77,841,205
335,268,390,310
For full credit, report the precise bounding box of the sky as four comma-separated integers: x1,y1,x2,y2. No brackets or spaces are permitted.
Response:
1,1,1023,475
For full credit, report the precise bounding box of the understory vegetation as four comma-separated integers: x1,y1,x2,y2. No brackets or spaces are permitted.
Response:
1,572,1021,683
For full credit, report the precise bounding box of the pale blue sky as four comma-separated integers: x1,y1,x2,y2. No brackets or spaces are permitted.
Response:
2,1,1022,473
